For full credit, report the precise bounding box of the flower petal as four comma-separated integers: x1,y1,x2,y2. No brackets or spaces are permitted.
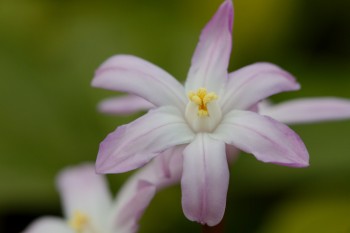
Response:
181,134,229,226
221,62,300,113
57,163,112,228
259,98,350,124
185,0,233,94
96,106,195,174
111,180,156,233
153,145,185,182
214,110,309,167
22,217,73,233
98,95,154,115
109,147,184,232
92,55,187,109
226,144,240,164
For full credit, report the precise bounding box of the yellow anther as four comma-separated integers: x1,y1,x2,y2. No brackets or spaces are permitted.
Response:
191,95,202,105
69,211,89,233
197,88,207,98
203,93,218,105
188,91,196,99
188,87,218,117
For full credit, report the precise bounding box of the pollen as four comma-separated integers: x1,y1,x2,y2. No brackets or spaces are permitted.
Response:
69,211,90,233
188,88,218,117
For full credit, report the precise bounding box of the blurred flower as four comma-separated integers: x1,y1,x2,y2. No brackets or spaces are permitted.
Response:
92,0,310,226
23,161,180,233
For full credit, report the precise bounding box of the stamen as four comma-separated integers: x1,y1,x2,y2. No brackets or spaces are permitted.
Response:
188,88,218,117
68,211,97,233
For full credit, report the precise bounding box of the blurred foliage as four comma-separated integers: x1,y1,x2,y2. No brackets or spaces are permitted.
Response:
0,0,349,232
259,192,350,233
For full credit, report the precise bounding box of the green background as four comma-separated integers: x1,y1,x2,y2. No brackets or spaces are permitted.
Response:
1,0,350,232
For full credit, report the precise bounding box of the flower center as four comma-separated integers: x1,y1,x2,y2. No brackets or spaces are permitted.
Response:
188,88,218,117
185,87,222,132
69,211,98,233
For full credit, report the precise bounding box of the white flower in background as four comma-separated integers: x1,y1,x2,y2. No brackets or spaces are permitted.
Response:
22,160,181,233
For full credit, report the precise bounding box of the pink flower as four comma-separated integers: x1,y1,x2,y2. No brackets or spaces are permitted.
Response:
22,162,180,233
92,0,310,226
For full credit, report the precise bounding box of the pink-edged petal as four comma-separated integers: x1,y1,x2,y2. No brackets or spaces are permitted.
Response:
111,180,156,233
132,146,184,190
259,98,350,124
185,0,233,94
96,106,194,174
57,163,112,228
181,134,229,226
98,95,154,115
214,110,309,167
92,55,187,110
109,148,185,232
221,63,300,113
22,217,73,233
153,145,185,183
226,144,240,164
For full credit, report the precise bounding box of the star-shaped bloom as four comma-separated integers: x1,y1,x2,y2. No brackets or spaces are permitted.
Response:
92,0,310,226
22,161,181,233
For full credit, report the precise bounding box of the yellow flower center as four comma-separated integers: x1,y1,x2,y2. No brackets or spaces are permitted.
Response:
69,211,96,233
188,87,218,117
